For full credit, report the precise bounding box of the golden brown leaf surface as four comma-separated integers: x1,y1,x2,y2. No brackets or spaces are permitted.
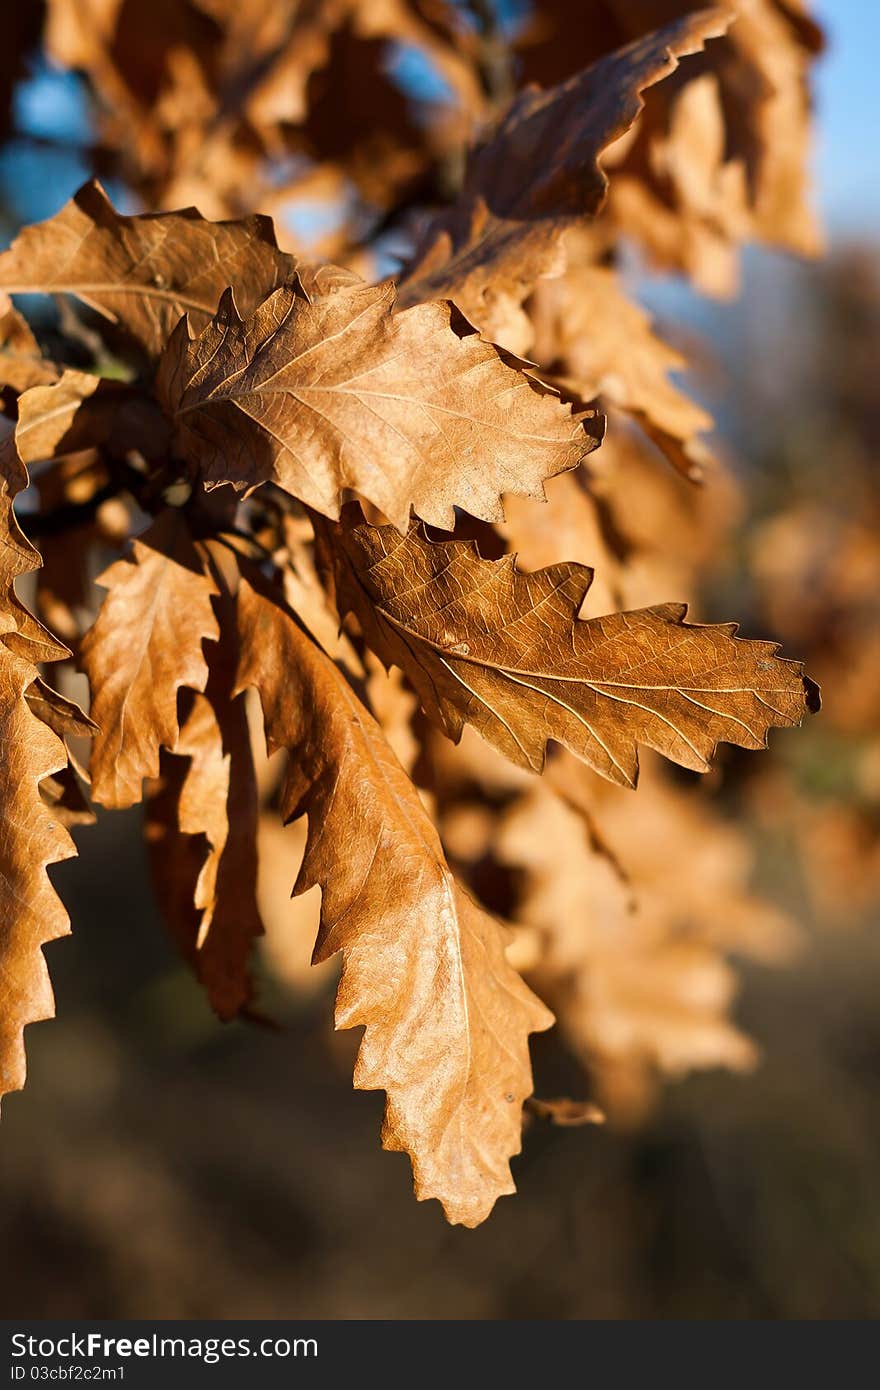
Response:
80,510,219,808
605,0,823,294
496,759,800,1121
0,181,296,359
157,277,596,531
398,10,731,343
235,569,551,1226
146,547,263,1018
43,0,482,221
528,257,713,479
0,292,57,399
513,0,823,294
331,519,817,785
0,432,76,1107
147,685,263,1020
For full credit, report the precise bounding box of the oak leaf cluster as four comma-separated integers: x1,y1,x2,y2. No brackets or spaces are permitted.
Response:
0,0,822,1224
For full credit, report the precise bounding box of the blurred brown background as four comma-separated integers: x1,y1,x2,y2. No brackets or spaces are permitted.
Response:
4,786,880,1319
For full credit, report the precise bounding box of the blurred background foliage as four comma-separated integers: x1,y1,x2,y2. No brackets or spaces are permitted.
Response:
2,0,880,1318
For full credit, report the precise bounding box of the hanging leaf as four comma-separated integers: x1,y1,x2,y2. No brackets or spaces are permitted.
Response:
16,369,170,464
398,10,731,343
0,433,76,1108
0,181,297,359
329,518,818,785
80,509,219,808
235,567,552,1226
146,558,263,1019
157,277,599,530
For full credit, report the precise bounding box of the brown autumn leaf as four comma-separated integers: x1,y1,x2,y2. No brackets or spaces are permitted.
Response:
157,277,597,530
44,0,298,220
513,0,823,295
25,675,96,741
253,0,483,212
602,0,824,294
38,763,97,830
528,256,713,480
254,813,330,998
44,0,482,220
499,465,631,621
0,180,297,360
147,685,263,1020
25,675,98,778
146,545,263,1018
330,517,817,786
234,566,552,1226
552,750,800,965
80,509,219,808
363,652,421,778
0,429,77,1109
495,440,746,801
500,419,744,631
30,454,129,647
26,675,97,831
0,293,57,402
277,511,364,678
398,9,731,345
496,775,760,1122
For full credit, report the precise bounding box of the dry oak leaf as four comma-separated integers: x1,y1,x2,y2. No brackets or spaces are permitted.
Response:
235,568,552,1226
25,677,98,750
503,422,745,623
29,673,97,832
38,763,97,831
510,1,823,296
43,0,480,218
528,259,713,480
0,437,70,670
146,546,263,1019
0,180,297,360
80,510,219,809
157,276,596,531
278,511,364,680
330,519,818,786
25,675,98,794
0,292,57,400
0,432,76,1107
553,750,800,965
497,779,758,1122
30,454,123,648
397,9,731,348
599,0,824,294
147,687,263,1021
243,0,484,201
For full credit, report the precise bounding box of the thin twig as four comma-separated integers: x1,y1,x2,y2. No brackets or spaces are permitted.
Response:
470,0,515,111
21,482,118,537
